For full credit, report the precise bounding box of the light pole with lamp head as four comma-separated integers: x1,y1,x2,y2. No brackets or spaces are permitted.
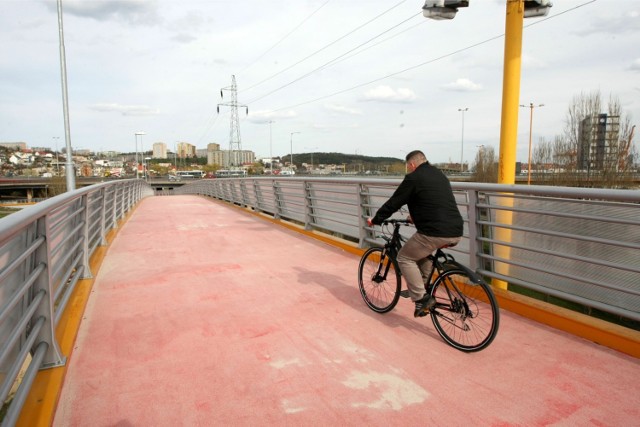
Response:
290,132,300,173
458,108,468,173
134,132,145,178
52,137,60,175
269,120,275,174
306,146,319,173
520,103,544,185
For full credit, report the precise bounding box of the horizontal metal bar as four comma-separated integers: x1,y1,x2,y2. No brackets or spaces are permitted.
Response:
0,316,45,404
0,263,46,325
2,340,49,427
0,289,45,368
0,236,45,284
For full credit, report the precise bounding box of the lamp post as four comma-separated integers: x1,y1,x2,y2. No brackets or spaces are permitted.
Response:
290,132,300,173
145,157,151,180
134,132,145,179
269,120,275,174
458,108,468,173
520,103,544,185
52,137,60,176
306,146,319,173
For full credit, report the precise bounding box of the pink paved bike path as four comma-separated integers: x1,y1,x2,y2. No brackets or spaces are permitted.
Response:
54,195,640,426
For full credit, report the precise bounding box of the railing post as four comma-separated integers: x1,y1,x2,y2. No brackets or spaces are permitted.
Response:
304,180,314,230
357,182,370,248
273,180,282,220
253,179,263,213
81,194,93,279
99,187,108,246
467,189,479,272
35,215,66,368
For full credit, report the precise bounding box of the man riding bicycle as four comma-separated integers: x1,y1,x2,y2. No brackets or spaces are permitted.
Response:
367,150,463,318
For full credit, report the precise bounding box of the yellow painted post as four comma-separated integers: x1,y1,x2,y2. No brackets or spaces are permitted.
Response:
492,0,524,290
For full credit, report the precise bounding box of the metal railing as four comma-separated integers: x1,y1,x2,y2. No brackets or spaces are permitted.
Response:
176,177,640,322
0,179,153,426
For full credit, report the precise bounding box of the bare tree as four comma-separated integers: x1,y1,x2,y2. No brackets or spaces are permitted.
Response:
472,146,498,182
534,91,636,188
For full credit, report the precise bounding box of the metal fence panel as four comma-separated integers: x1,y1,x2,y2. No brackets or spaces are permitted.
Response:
175,177,639,321
0,179,153,424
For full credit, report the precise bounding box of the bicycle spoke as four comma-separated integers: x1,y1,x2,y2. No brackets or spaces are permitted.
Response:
430,270,499,352
358,247,401,313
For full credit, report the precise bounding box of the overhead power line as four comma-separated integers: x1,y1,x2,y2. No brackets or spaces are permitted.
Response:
263,0,598,113
240,0,408,94
237,0,331,77
245,11,423,105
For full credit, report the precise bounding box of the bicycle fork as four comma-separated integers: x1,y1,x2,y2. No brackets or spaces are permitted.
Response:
373,248,393,283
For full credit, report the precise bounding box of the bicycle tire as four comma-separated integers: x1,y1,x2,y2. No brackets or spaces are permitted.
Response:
429,269,499,352
358,247,401,313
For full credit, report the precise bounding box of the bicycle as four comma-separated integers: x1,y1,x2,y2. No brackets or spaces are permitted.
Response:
358,219,499,352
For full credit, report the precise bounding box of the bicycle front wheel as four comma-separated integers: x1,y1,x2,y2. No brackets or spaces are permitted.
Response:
358,247,401,313
430,269,499,352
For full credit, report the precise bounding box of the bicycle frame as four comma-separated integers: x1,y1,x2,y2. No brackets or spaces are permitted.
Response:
376,220,483,291
360,219,500,351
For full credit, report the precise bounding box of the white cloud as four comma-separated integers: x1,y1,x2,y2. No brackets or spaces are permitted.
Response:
576,9,640,36
246,109,297,123
324,104,362,115
362,86,417,103
630,58,640,72
44,0,160,24
171,33,197,44
441,78,483,92
522,54,547,69
89,103,160,116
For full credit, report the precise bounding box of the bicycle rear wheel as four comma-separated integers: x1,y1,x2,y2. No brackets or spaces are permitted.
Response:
358,247,401,313
430,269,499,352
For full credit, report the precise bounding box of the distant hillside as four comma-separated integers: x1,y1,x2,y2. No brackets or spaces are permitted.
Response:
283,152,403,168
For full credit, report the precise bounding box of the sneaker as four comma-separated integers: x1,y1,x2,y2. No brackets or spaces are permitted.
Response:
414,295,436,318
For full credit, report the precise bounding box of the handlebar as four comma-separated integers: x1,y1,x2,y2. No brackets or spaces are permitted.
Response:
381,219,412,225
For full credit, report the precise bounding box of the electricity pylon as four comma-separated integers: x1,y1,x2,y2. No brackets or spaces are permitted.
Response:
217,75,248,168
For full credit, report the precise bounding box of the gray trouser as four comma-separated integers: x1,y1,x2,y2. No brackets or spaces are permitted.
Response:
396,233,461,302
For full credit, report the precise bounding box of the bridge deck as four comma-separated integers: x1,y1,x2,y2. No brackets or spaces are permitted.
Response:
52,195,639,426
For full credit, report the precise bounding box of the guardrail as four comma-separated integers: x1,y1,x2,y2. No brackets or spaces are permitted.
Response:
0,179,153,426
175,177,640,324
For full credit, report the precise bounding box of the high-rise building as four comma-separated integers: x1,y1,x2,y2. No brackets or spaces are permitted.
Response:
176,142,196,159
153,142,167,159
207,149,255,167
578,114,620,171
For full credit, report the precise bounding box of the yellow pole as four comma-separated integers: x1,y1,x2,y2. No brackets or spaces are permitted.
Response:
493,0,524,290
498,0,523,185
527,103,533,185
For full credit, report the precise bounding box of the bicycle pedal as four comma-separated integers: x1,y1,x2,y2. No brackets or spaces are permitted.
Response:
400,290,410,299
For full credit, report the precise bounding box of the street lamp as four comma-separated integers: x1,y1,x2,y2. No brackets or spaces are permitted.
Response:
145,157,151,180
269,120,275,174
458,108,468,173
306,146,319,173
52,137,60,176
134,132,145,179
520,103,544,185
290,132,300,173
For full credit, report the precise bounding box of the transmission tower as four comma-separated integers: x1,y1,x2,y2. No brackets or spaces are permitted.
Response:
217,75,248,168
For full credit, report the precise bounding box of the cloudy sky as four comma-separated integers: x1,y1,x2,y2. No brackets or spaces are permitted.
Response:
1,0,639,164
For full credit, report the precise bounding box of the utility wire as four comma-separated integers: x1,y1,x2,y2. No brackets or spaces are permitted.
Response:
263,0,598,113
240,0,408,94
237,0,331,77
245,12,423,105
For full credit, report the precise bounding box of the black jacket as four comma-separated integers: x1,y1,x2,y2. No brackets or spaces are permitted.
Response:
371,162,463,237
